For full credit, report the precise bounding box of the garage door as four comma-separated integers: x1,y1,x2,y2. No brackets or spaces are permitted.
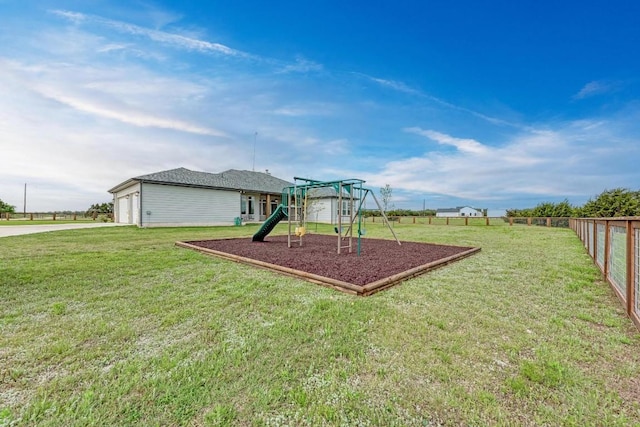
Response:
117,196,129,224
131,193,139,225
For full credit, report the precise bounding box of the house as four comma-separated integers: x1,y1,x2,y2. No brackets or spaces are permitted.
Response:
435,206,484,218
108,167,292,227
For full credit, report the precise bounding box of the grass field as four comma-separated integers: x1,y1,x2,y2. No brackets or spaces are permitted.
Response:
1,223,639,426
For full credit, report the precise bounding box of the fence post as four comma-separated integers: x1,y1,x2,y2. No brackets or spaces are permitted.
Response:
429,216,432,225
509,217,513,226
547,217,551,227
592,221,598,266
413,217,416,224
486,217,489,226
603,220,610,280
446,217,449,225
626,221,634,315
52,212,56,221
465,217,468,226
527,217,532,226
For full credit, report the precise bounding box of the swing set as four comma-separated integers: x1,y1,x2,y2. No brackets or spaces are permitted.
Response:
283,177,400,255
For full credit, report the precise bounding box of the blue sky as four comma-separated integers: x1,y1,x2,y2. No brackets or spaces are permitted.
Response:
1,1,639,212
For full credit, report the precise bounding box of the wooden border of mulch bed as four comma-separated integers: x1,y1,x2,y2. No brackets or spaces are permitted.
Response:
176,238,481,296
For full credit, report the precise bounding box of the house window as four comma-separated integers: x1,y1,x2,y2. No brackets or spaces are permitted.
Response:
241,195,255,215
339,200,351,216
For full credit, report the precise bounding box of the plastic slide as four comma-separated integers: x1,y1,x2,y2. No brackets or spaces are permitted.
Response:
252,204,287,242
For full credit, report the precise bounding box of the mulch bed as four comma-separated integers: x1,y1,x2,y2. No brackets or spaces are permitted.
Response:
177,234,480,295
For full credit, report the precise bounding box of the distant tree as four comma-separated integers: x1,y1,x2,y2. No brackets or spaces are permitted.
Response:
86,202,114,216
531,199,576,217
578,188,640,217
379,184,393,213
0,198,16,214
507,200,576,217
506,208,533,217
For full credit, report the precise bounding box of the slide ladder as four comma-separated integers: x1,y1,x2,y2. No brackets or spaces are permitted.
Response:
252,204,288,242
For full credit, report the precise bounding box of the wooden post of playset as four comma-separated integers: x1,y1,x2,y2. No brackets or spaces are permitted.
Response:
337,182,342,254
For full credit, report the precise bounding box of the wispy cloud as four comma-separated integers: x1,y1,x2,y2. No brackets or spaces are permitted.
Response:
404,127,489,154
359,74,423,96
52,9,253,59
278,56,323,74
573,80,620,100
357,73,523,129
51,9,329,75
3,59,227,137
40,89,227,137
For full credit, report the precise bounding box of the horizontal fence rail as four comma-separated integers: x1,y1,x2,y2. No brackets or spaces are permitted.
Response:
571,218,640,330
1,212,113,221
365,216,570,227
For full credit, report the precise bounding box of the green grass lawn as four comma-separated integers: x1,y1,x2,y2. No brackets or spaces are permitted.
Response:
1,223,639,426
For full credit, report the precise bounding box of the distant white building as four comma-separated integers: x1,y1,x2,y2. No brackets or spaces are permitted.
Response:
436,206,483,218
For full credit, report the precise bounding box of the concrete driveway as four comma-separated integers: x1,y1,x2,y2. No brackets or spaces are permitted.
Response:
0,222,130,238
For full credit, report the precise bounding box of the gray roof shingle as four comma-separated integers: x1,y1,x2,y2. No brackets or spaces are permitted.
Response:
110,167,293,194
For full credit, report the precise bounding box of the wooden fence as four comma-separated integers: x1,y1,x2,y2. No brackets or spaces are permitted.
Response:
1,212,112,221
571,218,640,330
366,216,570,227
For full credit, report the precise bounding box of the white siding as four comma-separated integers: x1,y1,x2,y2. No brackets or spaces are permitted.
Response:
308,197,366,224
140,183,239,227
436,206,482,217
311,198,335,223
459,207,481,217
436,211,458,217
